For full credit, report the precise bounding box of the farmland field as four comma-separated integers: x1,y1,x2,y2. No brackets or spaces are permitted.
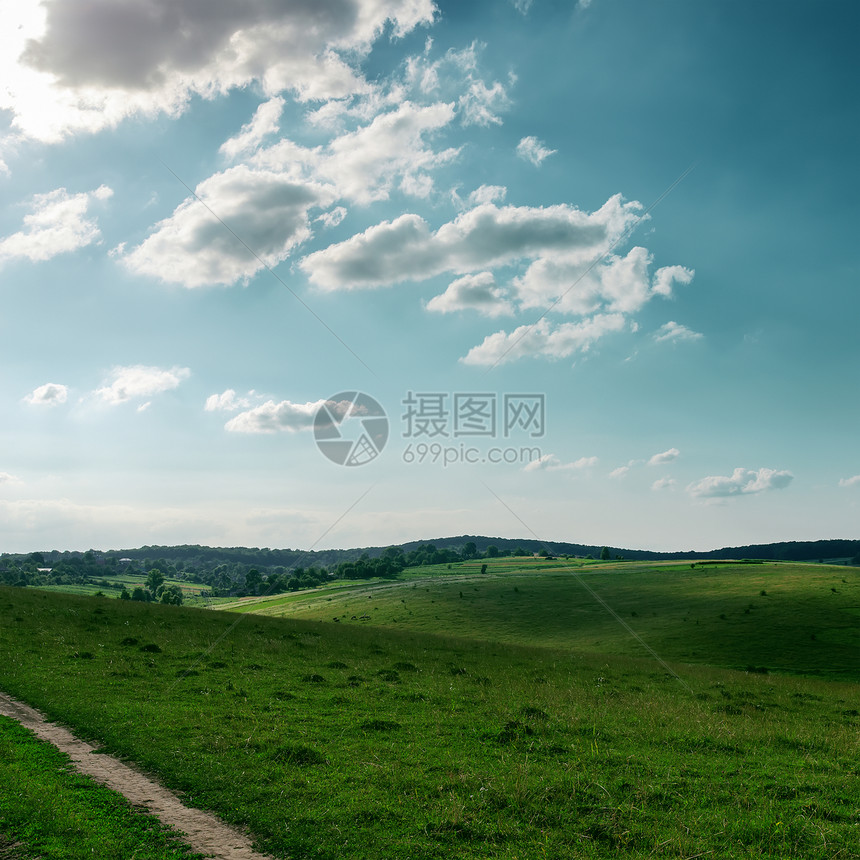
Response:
31,573,213,605
0,560,858,858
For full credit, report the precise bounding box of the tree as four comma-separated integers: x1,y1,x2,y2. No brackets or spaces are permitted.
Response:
245,568,262,595
462,542,477,559
120,587,131,600
600,547,611,560
486,545,499,558
159,584,184,605
130,586,149,602
146,569,165,594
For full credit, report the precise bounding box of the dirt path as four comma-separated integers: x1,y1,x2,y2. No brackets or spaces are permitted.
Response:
0,690,274,860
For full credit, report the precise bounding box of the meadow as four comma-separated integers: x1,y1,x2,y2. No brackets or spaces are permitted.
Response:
0,559,857,858
32,572,213,605
221,559,860,680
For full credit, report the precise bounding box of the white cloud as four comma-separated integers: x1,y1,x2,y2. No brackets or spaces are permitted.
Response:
516,136,556,166
25,382,68,406
2,0,436,142
123,165,334,288
654,320,702,344
0,472,21,485
524,454,598,472
514,246,693,317
205,389,254,413
468,185,507,206
0,158,9,176
838,475,860,488
652,477,676,491
95,365,191,405
687,467,794,499
299,194,692,365
0,185,112,262
225,398,328,434
609,465,630,479
223,396,370,434
426,272,514,317
652,265,694,297
253,100,459,206
461,314,626,366
459,79,510,127
649,447,680,466
219,97,285,160
316,207,348,229
302,195,640,290
401,41,511,128
513,0,535,14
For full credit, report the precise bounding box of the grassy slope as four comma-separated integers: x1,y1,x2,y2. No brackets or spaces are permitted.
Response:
34,573,212,604
0,585,858,859
0,715,203,859
222,560,860,680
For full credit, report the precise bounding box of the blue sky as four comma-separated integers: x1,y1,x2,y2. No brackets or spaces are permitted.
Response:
0,0,858,554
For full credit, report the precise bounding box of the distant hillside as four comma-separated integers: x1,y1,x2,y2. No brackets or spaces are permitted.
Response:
3,536,857,599
4,536,859,570
401,536,860,563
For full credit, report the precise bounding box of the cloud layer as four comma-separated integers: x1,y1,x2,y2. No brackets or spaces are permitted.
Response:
25,382,68,406
687,467,794,498
95,365,190,405
300,192,693,363
516,136,556,166
0,186,112,262
123,166,334,287
224,398,328,434
302,196,636,290
3,0,436,141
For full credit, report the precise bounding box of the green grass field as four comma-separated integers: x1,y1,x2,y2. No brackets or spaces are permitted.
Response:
0,565,858,859
33,573,212,605
220,559,860,680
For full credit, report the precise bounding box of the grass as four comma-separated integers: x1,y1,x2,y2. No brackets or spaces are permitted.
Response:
222,560,860,680
0,582,858,858
33,573,212,604
0,715,204,859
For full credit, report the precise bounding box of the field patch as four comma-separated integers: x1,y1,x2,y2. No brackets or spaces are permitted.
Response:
0,586,858,858
222,561,860,681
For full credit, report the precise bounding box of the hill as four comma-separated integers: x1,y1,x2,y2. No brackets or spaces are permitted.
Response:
0,582,858,858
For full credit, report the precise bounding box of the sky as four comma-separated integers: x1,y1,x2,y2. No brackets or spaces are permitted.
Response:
0,0,858,554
